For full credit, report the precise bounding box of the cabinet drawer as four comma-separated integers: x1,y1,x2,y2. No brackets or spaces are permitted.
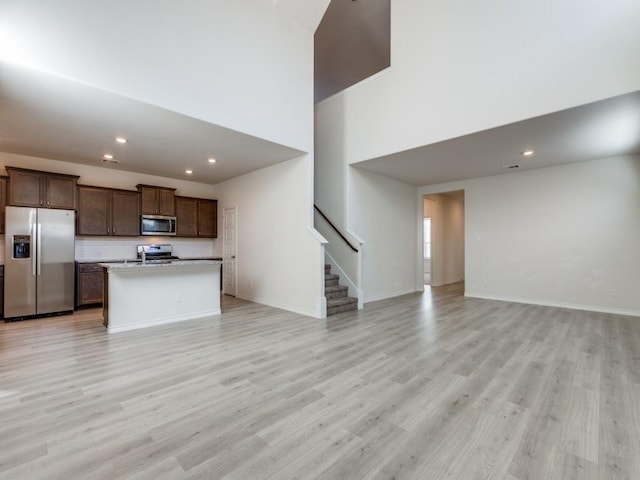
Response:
78,263,104,273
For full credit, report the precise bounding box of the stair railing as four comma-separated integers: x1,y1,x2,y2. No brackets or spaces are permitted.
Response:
314,204,363,310
314,205,358,252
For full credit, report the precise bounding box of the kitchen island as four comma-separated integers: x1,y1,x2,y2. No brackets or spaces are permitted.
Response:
100,260,222,333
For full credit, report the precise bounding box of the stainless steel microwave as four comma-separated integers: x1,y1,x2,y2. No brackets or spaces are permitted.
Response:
141,215,177,236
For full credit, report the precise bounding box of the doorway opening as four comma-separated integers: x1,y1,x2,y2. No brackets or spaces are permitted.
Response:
422,190,465,290
423,216,432,286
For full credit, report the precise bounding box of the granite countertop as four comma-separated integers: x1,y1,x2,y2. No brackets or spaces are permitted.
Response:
77,259,138,264
179,257,223,261
78,257,222,264
100,259,222,270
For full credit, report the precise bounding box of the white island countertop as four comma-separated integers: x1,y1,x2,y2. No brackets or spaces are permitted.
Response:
101,260,222,333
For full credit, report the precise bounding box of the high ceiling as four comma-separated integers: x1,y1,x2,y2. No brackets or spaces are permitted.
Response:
0,62,305,185
1,0,637,189
354,90,640,186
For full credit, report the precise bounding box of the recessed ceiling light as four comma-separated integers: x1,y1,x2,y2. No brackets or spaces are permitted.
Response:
522,150,535,156
115,137,127,144
103,154,114,160
208,158,217,164
185,169,193,175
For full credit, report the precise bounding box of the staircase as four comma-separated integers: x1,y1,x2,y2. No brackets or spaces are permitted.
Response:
325,264,358,316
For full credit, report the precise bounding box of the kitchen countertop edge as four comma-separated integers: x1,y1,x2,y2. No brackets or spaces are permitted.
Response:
99,259,222,271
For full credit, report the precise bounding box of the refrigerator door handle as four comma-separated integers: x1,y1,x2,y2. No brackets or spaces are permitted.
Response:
37,223,42,276
32,222,38,277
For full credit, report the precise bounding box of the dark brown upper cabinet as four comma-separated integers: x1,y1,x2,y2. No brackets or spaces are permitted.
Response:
77,185,140,236
175,196,217,238
7,167,79,210
175,196,198,237
197,199,217,238
137,185,176,216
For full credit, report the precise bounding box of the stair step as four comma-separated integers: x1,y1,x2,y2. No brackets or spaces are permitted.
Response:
325,284,348,299
326,296,358,316
324,264,331,273
325,273,339,287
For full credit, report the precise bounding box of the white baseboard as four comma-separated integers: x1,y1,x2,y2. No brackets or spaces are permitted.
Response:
236,294,321,319
365,288,419,304
108,309,222,333
464,292,640,318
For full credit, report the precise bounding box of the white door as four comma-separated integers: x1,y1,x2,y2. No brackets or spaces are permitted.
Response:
223,207,237,296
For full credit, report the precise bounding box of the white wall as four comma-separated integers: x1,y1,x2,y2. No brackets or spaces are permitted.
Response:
213,156,325,318
350,168,417,302
0,0,314,151
315,0,639,306
420,155,640,316
423,195,465,287
319,0,640,165
315,98,349,227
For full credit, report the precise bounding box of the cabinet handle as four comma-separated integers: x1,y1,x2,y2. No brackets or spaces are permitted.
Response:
47,201,50,207
107,227,110,234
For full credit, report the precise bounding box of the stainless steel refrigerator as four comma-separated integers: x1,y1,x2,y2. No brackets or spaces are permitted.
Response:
4,206,75,319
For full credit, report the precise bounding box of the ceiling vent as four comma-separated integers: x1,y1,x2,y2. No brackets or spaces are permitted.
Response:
502,164,520,170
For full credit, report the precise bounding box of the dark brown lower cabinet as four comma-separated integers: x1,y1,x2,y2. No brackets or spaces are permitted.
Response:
76,263,104,307
0,265,4,318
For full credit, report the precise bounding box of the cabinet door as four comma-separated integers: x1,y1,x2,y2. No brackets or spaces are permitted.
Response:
175,197,198,237
77,265,104,306
197,199,217,238
158,189,175,216
46,175,77,209
0,266,4,318
0,177,6,234
111,190,140,236
140,187,158,215
8,170,43,207
77,187,110,235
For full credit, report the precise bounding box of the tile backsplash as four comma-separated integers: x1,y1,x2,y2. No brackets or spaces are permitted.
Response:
0,235,215,263
75,237,215,261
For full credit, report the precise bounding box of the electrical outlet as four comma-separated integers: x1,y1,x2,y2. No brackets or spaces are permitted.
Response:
611,289,618,298
176,293,182,303
248,280,252,288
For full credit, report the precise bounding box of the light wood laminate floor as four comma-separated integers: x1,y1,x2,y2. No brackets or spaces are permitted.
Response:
1,284,639,479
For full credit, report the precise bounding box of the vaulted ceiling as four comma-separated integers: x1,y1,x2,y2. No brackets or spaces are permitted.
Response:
1,1,638,189
0,1,329,185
